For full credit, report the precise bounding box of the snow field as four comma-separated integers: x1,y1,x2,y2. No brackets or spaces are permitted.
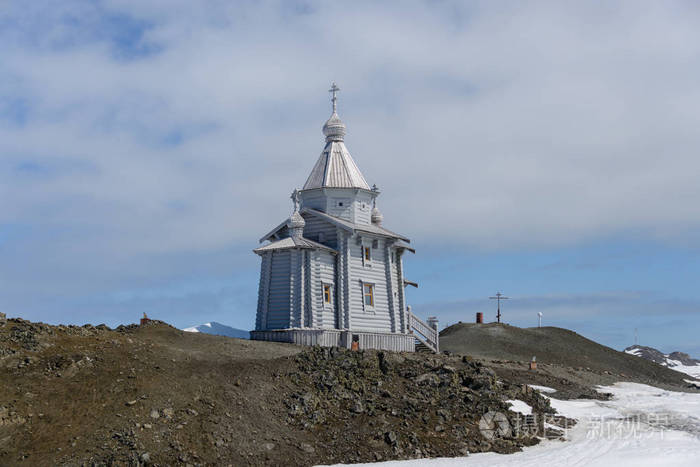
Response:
328,382,700,467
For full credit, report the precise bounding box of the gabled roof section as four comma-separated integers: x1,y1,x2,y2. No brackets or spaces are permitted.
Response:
258,217,290,244
258,209,410,244
253,236,337,255
302,141,370,190
303,208,410,242
394,240,416,253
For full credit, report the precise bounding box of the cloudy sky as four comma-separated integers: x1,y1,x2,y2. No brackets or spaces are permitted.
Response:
2,1,699,355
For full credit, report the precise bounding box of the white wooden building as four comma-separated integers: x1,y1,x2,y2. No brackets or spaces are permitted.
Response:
251,84,438,352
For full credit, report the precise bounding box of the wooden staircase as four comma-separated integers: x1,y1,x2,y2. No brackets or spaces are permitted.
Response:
408,312,439,353
414,339,434,353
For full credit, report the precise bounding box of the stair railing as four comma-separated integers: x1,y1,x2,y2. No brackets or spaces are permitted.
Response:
408,312,439,353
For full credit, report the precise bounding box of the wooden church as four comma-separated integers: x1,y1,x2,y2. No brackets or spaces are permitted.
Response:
251,84,438,353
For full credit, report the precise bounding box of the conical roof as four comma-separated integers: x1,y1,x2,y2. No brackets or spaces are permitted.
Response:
303,140,370,190
302,83,370,191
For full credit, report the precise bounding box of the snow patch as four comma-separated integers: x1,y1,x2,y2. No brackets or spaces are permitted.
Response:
686,379,700,388
506,400,532,415
528,385,557,393
182,322,249,339
671,364,700,380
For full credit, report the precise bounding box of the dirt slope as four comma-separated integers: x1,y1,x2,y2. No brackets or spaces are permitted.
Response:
440,323,691,390
1,318,556,466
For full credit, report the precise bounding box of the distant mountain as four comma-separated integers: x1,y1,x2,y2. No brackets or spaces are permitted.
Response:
624,345,700,380
623,345,669,365
182,322,249,339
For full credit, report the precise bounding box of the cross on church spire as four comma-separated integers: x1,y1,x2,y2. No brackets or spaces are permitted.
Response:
329,82,340,113
291,189,300,212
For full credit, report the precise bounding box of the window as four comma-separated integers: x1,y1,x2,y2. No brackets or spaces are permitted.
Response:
333,198,350,209
323,284,332,304
362,245,372,268
363,283,374,307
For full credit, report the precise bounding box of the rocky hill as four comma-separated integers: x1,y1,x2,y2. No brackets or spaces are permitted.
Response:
1,316,559,466
439,323,695,393
624,345,700,380
668,351,700,367
622,345,670,365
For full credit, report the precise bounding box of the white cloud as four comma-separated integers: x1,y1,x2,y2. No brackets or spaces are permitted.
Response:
2,1,700,321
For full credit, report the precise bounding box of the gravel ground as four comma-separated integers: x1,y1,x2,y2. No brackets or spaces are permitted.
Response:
1,318,558,466
3,317,693,465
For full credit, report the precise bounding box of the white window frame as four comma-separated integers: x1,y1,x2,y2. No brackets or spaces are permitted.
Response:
321,282,333,308
361,281,376,312
362,243,372,267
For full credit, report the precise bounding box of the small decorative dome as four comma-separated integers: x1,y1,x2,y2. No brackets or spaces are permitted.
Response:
371,206,384,225
288,188,305,239
323,112,346,142
371,189,383,225
323,82,346,142
287,210,306,230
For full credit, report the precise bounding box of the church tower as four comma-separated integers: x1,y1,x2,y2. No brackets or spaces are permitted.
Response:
299,83,376,225
250,84,438,353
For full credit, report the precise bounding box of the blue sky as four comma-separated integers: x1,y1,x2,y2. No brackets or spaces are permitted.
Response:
1,1,699,356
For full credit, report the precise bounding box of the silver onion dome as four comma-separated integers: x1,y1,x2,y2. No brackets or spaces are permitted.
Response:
288,189,305,238
287,211,305,239
371,188,384,225
371,206,384,225
323,82,346,142
322,112,346,142
287,210,305,230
